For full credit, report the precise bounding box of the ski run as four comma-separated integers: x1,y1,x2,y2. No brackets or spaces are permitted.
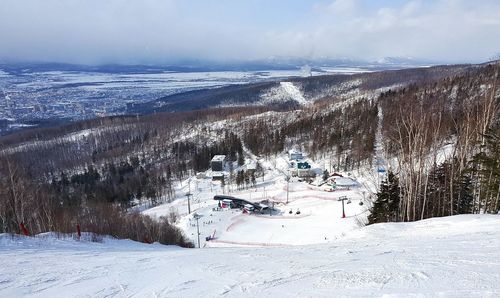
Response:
1,152,499,297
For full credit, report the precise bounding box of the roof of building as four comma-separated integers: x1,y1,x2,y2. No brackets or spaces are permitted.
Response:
297,162,311,169
211,155,226,162
246,162,257,170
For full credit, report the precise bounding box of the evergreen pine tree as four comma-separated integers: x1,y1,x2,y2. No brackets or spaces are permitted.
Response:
238,152,245,166
322,170,329,181
472,128,499,213
386,171,401,221
368,171,400,224
368,176,390,224
456,172,473,214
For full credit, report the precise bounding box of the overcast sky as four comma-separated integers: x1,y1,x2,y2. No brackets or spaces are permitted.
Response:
1,0,499,65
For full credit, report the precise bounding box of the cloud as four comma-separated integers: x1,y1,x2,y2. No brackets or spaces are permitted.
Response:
306,0,500,62
0,0,499,65
315,0,358,16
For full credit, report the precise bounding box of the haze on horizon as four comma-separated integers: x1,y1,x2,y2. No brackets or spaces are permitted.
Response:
1,0,499,66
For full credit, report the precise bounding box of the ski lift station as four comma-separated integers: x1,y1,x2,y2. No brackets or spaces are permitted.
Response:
289,161,314,178
288,149,303,161
213,195,270,213
210,155,227,172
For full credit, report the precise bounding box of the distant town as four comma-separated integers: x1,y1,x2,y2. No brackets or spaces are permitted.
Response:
0,61,417,131
0,68,303,130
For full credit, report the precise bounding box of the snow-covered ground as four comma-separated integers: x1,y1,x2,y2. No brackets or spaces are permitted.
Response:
1,214,499,297
143,153,370,248
261,81,310,106
1,151,497,297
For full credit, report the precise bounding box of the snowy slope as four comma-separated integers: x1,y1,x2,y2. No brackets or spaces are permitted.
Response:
144,176,367,247
278,82,308,105
1,215,499,297
142,153,368,248
260,81,309,106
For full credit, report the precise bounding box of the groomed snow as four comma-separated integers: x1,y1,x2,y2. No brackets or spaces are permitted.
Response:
142,153,369,248
1,215,499,297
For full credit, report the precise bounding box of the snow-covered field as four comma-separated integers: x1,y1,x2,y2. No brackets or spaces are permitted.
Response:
143,153,370,248
1,214,499,297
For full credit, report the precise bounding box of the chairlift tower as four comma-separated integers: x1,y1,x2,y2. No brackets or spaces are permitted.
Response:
193,213,203,248
185,193,192,214
338,196,349,218
285,176,290,204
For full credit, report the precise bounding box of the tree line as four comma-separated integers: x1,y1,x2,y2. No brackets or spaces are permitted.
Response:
243,100,377,171
0,62,497,242
370,63,499,223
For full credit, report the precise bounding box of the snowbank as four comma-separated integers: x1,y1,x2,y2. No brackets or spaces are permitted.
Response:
1,215,499,297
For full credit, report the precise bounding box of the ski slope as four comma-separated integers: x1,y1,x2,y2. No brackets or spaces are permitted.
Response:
279,82,308,105
144,176,367,248
1,215,499,297
143,153,369,248
260,81,310,106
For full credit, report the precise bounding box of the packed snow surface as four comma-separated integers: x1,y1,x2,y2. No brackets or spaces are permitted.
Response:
142,153,368,248
1,215,499,297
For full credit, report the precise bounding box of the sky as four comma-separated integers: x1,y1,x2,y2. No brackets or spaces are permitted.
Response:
0,0,499,65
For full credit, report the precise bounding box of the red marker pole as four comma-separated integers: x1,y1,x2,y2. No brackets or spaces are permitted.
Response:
20,222,29,236
76,224,81,239
338,196,348,218
342,200,346,218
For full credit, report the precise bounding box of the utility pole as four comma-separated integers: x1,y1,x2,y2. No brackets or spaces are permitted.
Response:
286,176,290,204
185,192,192,214
193,213,202,248
277,167,290,204
338,196,348,218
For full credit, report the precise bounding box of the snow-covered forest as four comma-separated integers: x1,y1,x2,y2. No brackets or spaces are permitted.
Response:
1,62,498,238
0,61,498,296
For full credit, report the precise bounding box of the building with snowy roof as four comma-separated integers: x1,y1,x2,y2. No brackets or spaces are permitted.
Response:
211,155,227,172
288,149,303,161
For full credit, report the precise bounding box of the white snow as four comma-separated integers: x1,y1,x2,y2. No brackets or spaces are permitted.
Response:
260,81,309,106
1,214,499,297
0,125,133,155
7,123,37,129
278,82,308,105
142,153,369,248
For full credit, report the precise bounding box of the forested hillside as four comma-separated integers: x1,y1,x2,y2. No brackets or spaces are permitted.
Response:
128,64,468,113
370,63,499,222
0,62,498,244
